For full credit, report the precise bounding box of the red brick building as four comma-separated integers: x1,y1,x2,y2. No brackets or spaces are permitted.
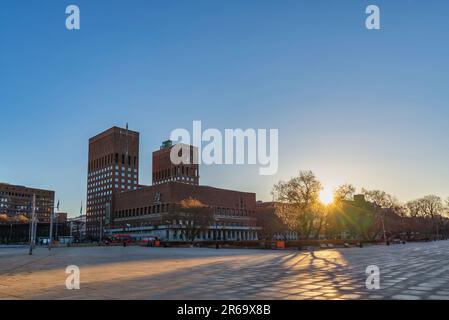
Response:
111,182,259,241
56,212,68,224
86,126,139,239
255,201,297,240
152,141,199,186
86,126,260,241
0,183,54,223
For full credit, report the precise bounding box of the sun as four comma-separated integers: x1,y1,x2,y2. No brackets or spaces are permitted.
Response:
319,188,334,205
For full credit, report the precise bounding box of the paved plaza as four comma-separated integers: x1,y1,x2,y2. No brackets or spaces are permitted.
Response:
1,241,449,300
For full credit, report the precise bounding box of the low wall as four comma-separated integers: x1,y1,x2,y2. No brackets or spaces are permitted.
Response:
159,239,382,249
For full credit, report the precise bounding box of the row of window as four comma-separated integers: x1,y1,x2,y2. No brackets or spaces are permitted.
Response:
214,207,254,217
0,191,52,198
153,176,196,185
0,194,52,202
172,229,257,240
153,165,198,181
88,165,113,176
88,178,137,192
0,200,52,209
88,166,137,180
115,203,170,218
113,205,255,220
116,220,253,229
88,153,138,170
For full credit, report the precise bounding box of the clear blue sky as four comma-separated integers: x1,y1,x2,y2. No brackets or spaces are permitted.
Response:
1,1,449,217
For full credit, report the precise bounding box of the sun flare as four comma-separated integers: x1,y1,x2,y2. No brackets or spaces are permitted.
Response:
319,188,334,205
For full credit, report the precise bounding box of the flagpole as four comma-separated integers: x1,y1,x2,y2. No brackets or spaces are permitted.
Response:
29,194,36,255
48,207,55,250
49,200,59,250
55,211,59,241
28,197,33,255
49,206,53,250
80,201,83,241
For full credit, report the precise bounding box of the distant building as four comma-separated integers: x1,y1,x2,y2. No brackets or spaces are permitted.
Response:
56,212,68,224
86,126,140,239
68,214,86,241
327,194,377,240
255,201,298,240
0,183,54,223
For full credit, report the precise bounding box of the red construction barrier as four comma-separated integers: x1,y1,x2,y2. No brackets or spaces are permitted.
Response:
276,240,285,249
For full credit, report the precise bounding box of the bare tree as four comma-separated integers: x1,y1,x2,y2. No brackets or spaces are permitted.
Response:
420,195,444,218
255,203,287,240
0,214,29,224
406,195,444,238
445,197,449,213
334,184,356,202
15,214,29,224
0,214,8,223
272,170,324,239
406,199,424,218
171,198,213,242
421,195,444,238
361,189,399,243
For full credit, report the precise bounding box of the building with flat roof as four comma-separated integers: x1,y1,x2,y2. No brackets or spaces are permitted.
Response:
152,141,199,186
86,126,260,241
111,182,259,241
86,126,139,239
68,214,86,241
255,201,297,241
0,183,54,223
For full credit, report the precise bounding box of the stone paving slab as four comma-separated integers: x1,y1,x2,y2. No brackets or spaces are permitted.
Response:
1,241,449,299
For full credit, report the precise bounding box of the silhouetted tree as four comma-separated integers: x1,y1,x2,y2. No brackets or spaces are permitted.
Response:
361,189,399,242
333,184,356,202
272,170,325,239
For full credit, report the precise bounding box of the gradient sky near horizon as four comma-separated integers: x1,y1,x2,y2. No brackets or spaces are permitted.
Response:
1,0,449,217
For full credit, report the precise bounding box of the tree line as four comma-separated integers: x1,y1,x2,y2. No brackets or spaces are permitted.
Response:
271,170,449,241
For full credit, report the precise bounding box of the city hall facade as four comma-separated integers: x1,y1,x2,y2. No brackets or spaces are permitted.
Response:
86,126,260,241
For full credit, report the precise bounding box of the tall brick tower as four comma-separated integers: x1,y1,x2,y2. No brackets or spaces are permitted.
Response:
86,126,139,239
152,140,199,186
